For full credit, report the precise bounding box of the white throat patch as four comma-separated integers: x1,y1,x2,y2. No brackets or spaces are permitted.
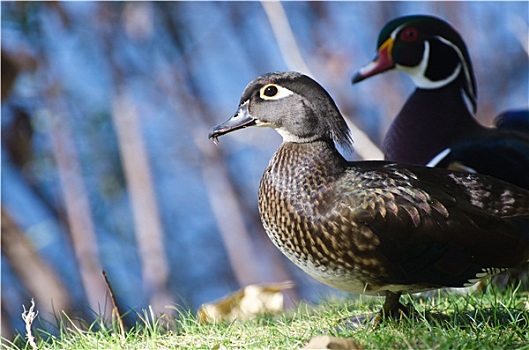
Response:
275,127,320,144
398,40,462,89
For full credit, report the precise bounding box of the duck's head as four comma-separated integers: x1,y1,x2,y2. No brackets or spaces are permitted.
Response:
209,71,353,152
352,15,477,112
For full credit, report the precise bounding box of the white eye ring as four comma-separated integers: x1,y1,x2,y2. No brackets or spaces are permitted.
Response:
259,84,294,100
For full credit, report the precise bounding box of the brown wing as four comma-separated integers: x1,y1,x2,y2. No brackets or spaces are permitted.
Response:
334,162,529,288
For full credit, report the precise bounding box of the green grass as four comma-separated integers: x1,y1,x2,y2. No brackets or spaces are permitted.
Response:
4,286,529,350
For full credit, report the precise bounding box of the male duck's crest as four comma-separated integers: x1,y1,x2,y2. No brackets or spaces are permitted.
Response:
353,15,476,113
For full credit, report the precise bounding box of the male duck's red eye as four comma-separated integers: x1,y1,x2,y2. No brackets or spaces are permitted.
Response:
399,27,419,42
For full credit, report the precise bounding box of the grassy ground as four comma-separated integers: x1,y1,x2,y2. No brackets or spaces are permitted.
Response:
4,286,529,349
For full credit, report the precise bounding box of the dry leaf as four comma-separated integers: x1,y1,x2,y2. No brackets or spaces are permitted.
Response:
302,335,364,350
197,281,294,323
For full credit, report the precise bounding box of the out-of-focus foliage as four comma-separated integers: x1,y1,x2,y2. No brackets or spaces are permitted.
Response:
1,1,527,341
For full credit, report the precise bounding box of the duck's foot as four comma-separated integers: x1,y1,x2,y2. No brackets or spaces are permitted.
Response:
373,291,415,325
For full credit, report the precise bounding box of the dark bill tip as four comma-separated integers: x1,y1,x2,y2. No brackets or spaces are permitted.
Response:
351,72,367,84
208,102,256,142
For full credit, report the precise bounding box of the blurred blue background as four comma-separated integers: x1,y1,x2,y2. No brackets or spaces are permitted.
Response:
1,1,528,340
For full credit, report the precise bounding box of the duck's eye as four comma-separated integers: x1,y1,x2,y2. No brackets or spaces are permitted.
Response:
260,84,293,100
264,85,278,97
399,27,419,42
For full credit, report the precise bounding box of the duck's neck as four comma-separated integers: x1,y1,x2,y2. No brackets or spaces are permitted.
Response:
263,140,347,187
259,140,347,215
383,84,482,164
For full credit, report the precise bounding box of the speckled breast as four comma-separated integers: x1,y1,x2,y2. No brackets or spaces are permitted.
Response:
257,142,389,294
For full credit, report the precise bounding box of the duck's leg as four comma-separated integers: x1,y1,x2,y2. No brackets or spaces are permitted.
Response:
382,291,406,317
374,291,412,324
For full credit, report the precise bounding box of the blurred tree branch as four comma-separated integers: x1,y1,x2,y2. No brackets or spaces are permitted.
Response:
45,93,112,321
1,208,73,329
111,92,172,315
3,1,113,322
101,2,172,316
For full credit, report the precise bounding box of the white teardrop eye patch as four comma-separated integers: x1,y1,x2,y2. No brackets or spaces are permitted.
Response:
259,84,294,100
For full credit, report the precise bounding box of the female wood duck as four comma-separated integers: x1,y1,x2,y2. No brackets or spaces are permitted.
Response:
209,72,529,318
352,15,529,189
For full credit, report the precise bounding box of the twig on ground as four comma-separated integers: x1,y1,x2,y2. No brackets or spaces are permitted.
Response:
21,299,39,350
102,270,126,342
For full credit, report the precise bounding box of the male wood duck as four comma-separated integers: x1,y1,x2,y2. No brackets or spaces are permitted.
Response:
209,72,529,318
352,15,529,189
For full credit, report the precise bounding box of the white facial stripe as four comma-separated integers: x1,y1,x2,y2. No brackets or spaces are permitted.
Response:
434,35,476,103
396,40,429,86
391,24,475,113
260,85,294,100
398,41,462,89
391,23,406,40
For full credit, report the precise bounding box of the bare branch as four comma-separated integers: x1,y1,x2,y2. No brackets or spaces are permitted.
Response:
102,271,125,342
260,1,312,74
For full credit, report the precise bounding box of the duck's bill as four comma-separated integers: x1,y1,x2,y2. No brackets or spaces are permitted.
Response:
208,101,256,142
352,38,395,84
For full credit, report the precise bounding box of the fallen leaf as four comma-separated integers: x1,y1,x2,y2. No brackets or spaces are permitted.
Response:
302,335,364,350
197,281,294,323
